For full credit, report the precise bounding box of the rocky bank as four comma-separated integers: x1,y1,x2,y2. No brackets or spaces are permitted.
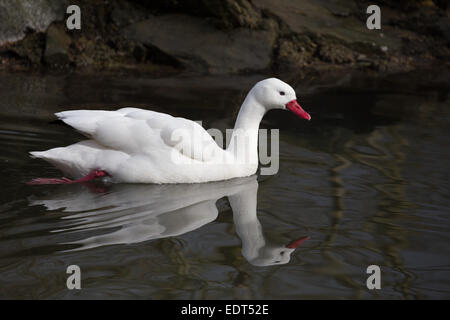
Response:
0,0,448,76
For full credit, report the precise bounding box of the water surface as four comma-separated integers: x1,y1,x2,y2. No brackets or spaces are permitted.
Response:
0,71,449,299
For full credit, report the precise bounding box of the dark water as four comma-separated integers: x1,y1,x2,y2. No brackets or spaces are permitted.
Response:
0,71,449,299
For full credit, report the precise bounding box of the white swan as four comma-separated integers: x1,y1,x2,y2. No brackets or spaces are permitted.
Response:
30,176,309,266
29,78,310,184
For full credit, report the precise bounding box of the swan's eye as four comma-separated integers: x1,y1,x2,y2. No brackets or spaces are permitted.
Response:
279,91,285,96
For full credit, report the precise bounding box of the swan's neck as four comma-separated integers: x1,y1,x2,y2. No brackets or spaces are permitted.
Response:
228,183,265,262
227,95,266,164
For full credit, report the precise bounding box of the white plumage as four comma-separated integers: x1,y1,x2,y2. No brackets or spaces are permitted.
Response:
30,78,310,184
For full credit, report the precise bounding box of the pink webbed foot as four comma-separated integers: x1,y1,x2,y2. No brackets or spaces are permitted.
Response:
26,177,74,185
27,170,109,185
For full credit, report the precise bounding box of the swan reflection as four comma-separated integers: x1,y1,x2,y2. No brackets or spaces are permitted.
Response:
30,176,308,266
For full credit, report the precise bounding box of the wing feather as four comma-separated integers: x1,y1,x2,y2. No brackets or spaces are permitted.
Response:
56,108,222,162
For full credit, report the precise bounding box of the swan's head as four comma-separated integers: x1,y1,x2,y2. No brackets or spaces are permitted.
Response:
249,246,296,267
248,236,310,267
251,78,311,120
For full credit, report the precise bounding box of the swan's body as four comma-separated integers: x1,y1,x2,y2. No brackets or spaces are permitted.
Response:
30,78,310,184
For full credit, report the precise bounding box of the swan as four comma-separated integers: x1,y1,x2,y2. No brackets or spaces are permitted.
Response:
28,78,310,184
30,176,309,266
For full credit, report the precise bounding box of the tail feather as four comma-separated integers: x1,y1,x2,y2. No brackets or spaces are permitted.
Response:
28,141,112,180
30,151,45,159
29,148,80,178
55,110,121,137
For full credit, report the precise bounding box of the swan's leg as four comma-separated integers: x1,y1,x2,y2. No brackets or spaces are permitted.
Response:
27,170,109,185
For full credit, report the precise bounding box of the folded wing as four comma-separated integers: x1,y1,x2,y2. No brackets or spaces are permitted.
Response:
56,107,222,162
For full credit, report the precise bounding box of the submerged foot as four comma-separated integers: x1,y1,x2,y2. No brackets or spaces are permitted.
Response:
27,170,109,185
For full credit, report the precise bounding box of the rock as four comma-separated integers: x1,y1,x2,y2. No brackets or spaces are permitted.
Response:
199,0,262,29
253,0,401,50
4,32,46,64
129,0,262,29
44,24,71,67
436,17,450,43
122,14,276,73
0,0,69,46
0,0,446,73
276,37,313,70
110,1,149,28
432,0,448,10
317,42,355,64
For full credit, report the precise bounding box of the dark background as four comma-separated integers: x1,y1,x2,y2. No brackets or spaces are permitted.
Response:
0,0,448,79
